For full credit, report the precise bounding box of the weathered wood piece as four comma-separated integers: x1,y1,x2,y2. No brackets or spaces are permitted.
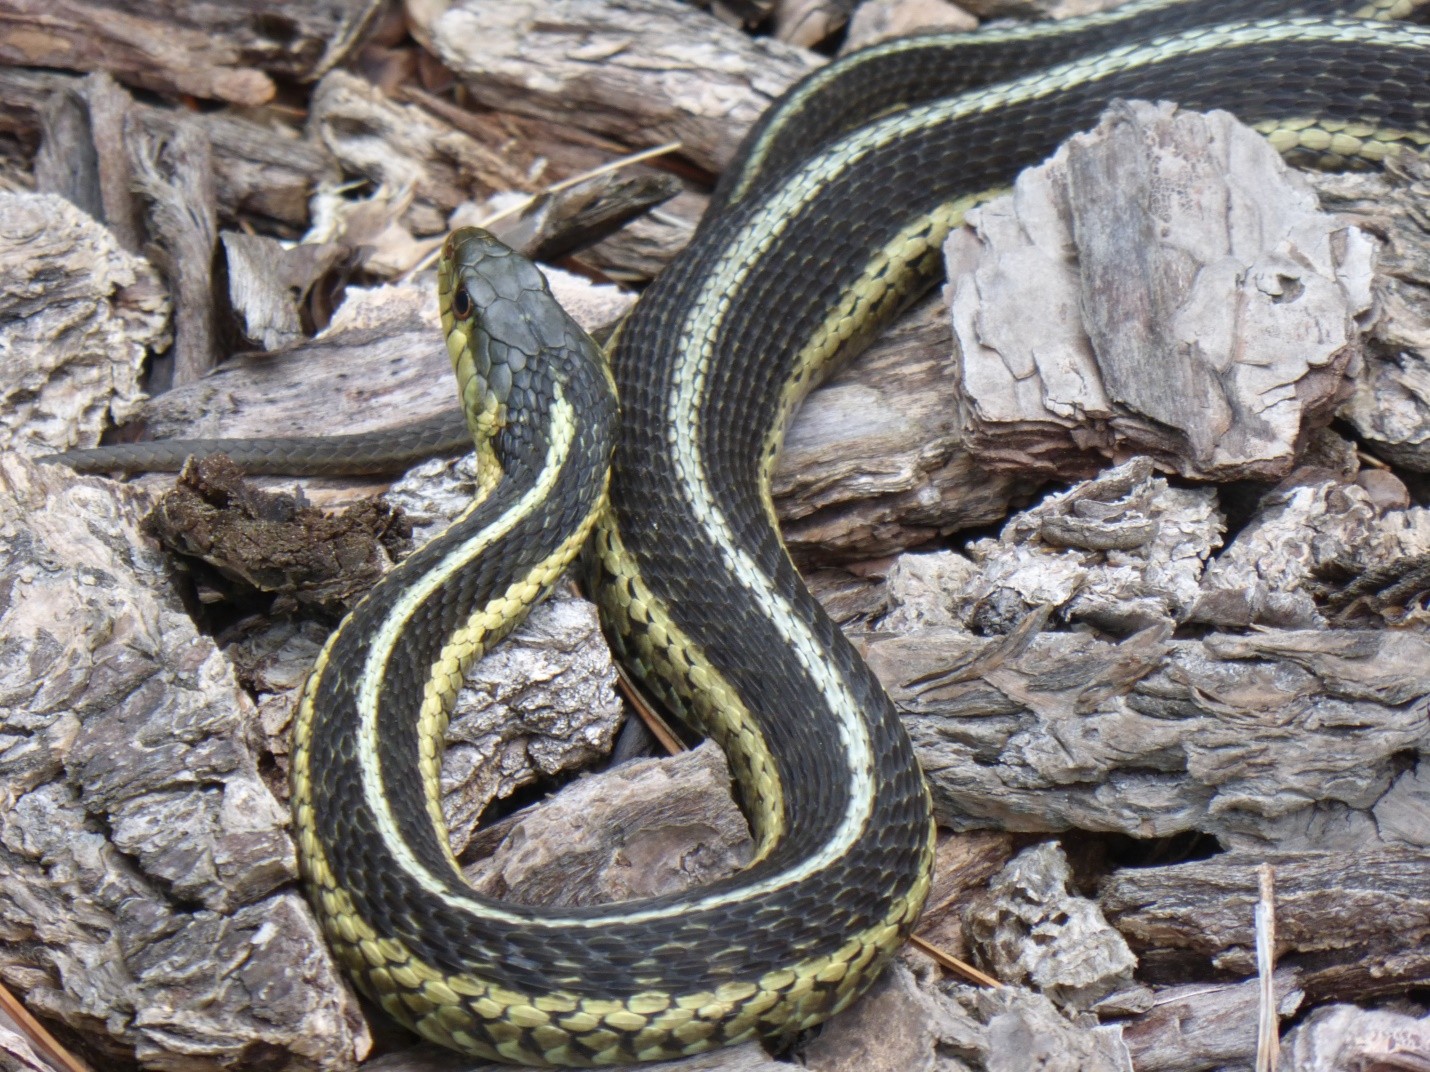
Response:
917,457,1221,635
1281,1003,1430,1072
1100,851,1430,1002
462,743,751,903
1118,972,1305,1072
485,169,684,265
220,231,344,351
33,71,141,252
129,118,220,387
432,589,625,858
800,962,987,1072
1195,476,1430,631
776,295,1034,562
773,0,849,48
31,72,221,388
1314,152,1430,472
309,69,529,237
577,188,704,282
0,0,385,107
843,0,977,51
974,985,1133,1072
914,830,1015,962
0,454,370,1072
113,270,633,495
0,192,165,457
425,0,820,172
0,1025,49,1072
858,512,1430,848
963,842,1136,1012
2,66,340,229
947,101,1374,482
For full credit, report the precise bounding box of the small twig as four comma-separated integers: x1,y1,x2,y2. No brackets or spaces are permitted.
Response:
0,980,93,1072
909,934,1003,989
1254,863,1279,1072
612,663,686,757
398,140,684,281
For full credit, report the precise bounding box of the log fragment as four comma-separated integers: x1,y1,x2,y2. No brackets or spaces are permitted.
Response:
128,118,220,387
1281,1004,1430,1072
425,0,819,172
861,611,1429,847
776,296,1034,563
461,742,750,904
1117,972,1305,1072
1099,851,1430,1002
843,0,977,50
2,67,339,229
0,0,385,106
33,71,141,251
309,69,530,236
220,231,344,351
946,101,1374,482
1314,151,1430,472
800,962,987,1072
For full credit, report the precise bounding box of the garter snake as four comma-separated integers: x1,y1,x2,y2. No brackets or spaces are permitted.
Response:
44,4,1430,1067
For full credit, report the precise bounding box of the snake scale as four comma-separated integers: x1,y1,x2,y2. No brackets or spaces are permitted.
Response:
45,0,1430,1065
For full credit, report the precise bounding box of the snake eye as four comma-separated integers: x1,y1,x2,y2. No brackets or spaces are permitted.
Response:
451,288,474,320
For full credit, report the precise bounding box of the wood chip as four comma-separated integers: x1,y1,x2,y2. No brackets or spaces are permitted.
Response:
1101,850,1430,1003
947,101,1374,482
0,0,385,106
427,0,820,172
964,842,1136,1012
0,192,165,457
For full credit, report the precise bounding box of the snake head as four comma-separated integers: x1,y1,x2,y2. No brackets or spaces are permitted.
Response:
438,227,615,478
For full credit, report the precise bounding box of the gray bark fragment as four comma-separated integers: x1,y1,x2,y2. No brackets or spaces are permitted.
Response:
979,987,1132,1072
220,231,343,352
1315,151,1430,472
963,842,1135,1013
1100,851,1430,998
950,458,1220,635
947,102,1373,482
860,618,1428,848
1280,1004,1430,1072
428,0,819,173
0,192,166,457
0,455,369,1071
463,743,751,903
309,70,529,237
775,297,1033,563
1119,973,1304,1072
441,592,624,859
801,962,984,1072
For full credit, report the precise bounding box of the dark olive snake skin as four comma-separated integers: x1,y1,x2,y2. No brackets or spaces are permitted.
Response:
42,3,1430,1066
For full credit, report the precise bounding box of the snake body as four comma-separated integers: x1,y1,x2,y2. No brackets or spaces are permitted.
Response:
44,4,1430,1067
